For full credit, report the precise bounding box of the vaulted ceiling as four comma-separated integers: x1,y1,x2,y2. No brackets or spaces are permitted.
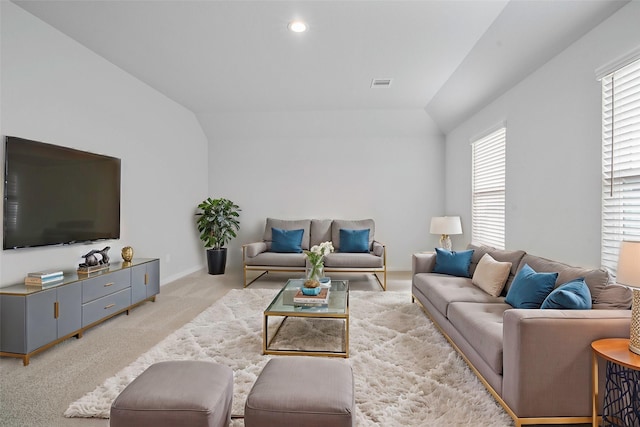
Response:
12,0,629,133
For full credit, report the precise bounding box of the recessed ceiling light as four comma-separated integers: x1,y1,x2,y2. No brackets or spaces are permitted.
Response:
288,20,308,33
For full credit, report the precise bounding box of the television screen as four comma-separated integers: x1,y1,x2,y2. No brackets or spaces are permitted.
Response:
3,136,121,250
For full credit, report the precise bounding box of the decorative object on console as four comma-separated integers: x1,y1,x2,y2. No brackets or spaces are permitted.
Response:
80,247,111,266
27,269,64,279
97,246,111,264
78,246,111,273
81,250,100,266
121,246,134,263
616,240,640,354
304,241,334,281
24,275,64,287
430,216,462,250
24,270,64,286
195,197,241,275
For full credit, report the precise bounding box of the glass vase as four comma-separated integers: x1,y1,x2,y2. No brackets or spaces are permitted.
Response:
306,262,324,281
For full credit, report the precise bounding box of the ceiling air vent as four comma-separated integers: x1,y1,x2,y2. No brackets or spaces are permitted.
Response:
371,78,392,88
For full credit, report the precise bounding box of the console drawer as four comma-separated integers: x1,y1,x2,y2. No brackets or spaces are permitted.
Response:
82,288,131,327
82,269,130,303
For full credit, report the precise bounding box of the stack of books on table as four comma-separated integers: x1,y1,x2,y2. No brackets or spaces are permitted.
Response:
24,270,64,287
293,288,330,306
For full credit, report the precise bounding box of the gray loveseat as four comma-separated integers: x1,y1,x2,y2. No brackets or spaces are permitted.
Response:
412,243,632,426
243,218,386,290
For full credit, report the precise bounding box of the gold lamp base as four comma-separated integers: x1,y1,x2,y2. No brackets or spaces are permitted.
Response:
439,234,452,251
629,289,640,355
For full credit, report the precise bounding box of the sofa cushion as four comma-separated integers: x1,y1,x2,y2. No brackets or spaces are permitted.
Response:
264,219,311,250
467,243,493,276
339,229,370,253
372,241,385,257
487,249,526,293
244,252,306,267
447,302,509,375
541,278,592,310
412,273,504,318
271,228,304,253
466,244,525,289
517,254,610,302
433,248,473,278
331,219,374,251
324,252,383,268
505,264,557,309
472,253,512,297
310,219,333,247
594,283,632,309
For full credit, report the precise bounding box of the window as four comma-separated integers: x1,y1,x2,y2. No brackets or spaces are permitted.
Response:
601,57,640,275
472,127,506,249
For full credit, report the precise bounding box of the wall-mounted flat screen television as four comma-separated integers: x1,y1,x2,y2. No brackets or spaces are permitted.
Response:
3,136,121,250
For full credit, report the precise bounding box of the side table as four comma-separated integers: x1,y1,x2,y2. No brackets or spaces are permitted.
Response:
592,338,640,427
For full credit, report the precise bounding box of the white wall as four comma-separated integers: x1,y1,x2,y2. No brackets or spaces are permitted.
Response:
0,2,209,287
198,109,446,271
444,1,640,268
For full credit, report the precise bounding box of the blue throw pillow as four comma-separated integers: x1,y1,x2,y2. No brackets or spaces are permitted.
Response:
432,248,474,278
271,227,304,253
340,228,370,253
505,264,558,309
541,278,592,310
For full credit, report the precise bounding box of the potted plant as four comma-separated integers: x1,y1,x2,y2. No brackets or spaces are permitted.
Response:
195,197,241,275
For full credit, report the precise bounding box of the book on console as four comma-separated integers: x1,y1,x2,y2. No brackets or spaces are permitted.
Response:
293,288,330,305
27,270,64,279
24,275,64,286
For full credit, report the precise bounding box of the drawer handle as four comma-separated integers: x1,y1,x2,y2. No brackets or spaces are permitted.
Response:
104,282,114,287
145,273,148,285
104,303,115,309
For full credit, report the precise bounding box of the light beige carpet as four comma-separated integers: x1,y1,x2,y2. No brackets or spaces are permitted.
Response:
65,288,513,426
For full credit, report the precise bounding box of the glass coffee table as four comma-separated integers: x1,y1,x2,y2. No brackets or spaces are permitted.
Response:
263,278,349,358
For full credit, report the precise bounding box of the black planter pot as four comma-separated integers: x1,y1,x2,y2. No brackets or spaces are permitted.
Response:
206,248,227,275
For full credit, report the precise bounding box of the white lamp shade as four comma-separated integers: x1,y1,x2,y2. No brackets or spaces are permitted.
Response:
617,241,640,288
430,216,462,235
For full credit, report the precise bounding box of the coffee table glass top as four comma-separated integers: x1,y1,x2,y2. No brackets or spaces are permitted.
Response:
265,278,349,315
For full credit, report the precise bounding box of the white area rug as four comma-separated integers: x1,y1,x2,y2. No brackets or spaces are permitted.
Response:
65,289,512,426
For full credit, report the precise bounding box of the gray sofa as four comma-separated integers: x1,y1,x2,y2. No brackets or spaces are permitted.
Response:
243,218,387,290
412,243,632,426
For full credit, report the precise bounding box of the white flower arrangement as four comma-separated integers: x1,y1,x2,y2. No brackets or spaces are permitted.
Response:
305,241,334,263
304,241,334,278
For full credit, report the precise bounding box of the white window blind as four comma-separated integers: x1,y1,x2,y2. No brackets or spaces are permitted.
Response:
472,127,506,249
602,58,640,276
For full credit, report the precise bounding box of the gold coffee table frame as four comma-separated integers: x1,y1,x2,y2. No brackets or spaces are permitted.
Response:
263,279,349,358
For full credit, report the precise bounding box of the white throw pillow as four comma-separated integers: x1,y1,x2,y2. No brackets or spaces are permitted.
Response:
472,253,512,297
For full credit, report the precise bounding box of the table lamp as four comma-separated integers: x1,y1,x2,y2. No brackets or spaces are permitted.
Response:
616,240,640,354
430,216,462,251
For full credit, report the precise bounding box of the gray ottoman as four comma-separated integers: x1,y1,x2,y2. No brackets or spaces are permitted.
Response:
245,357,354,427
110,360,233,427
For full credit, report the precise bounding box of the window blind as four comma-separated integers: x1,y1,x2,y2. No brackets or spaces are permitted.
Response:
472,127,506,249
602,57,640,276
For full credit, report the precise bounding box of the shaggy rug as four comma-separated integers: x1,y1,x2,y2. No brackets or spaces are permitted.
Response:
65,289,513,426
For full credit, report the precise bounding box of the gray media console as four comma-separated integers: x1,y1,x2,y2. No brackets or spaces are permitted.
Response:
0,258,159,366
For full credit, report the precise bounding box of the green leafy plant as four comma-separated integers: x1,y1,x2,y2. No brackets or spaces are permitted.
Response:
195,198,241,249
